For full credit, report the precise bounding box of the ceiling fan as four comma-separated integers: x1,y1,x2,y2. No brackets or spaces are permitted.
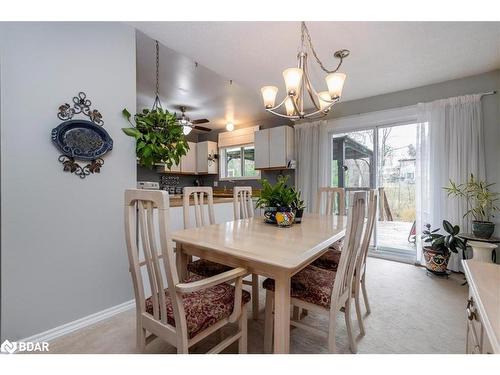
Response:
175,106,211,135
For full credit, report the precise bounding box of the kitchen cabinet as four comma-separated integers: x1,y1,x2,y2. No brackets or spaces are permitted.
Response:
156,141,196,174
196,141,218,174
182,141,197,174
255,126,294,170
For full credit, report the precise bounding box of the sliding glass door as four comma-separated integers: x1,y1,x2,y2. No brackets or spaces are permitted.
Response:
332,123,417,260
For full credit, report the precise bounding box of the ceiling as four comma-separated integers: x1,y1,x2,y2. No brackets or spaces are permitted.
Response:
136,31,284,131
134,22,500,130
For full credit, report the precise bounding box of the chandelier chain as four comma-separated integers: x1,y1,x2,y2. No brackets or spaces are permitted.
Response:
301,22,343,74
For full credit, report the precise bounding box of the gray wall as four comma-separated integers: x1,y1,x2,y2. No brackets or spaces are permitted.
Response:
324,69,500,234
0,23,137,340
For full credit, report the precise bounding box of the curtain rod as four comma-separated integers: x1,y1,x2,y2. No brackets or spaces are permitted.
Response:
480,90,497,98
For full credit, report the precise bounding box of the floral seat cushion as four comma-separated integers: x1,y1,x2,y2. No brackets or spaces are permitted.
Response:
145,275,251,339
187,259,233,277
262,266,336,309
313,239,343,271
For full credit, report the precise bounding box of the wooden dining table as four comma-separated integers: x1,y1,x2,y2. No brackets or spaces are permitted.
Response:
171,213,347,354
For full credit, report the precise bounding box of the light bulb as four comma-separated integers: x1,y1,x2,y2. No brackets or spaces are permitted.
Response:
284,97,295,116
325,72,346,99
226,122,234,131
260,86,278,108
282,68,303,96
318,91,333,111
183,125,192,135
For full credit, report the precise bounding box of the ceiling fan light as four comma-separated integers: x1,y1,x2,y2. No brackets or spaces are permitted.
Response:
284,97,296,116
183,125,192,135
318,91,332,111
282,68,303,96
226,122,235,132
260,86,278,108
325,72,346,99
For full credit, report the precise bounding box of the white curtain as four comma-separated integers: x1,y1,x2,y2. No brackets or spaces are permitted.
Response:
295,120,330,213
415,94,485,272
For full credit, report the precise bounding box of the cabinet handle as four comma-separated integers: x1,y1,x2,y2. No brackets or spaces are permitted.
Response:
466,297,477,321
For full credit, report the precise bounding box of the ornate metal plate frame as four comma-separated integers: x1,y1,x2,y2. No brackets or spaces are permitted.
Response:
51,92,113,179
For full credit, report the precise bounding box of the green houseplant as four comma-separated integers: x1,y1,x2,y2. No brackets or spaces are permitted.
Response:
122,108,189,169
291,188,306,223
444,174,499,239
421,220,466,275
256,176,296,226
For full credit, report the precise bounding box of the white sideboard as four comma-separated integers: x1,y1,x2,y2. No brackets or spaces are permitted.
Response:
462,260,500,354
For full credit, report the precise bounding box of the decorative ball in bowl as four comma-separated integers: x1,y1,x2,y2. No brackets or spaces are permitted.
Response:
275,211,295,227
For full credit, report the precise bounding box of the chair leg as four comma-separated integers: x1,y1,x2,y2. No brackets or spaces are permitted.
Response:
344,298,357,353
361,278,371,314
264,290,274,354
327,310,338,353
252,274,260,320
354,281,365,336
238,307,248,354
137,326,146,353
292,306,300,321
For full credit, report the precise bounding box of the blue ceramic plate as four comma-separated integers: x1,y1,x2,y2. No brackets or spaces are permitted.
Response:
51,120,113,160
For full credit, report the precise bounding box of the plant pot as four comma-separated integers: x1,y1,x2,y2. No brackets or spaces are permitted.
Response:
472,220,495,239
263,207,278,224
294,208,304,223
275,208,295,228
423,246,450,275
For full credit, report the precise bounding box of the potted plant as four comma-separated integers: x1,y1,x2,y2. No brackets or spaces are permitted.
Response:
291,188,306,223
444,175,499,239
255,176,296,227
421,220,466,275
121,107,189,169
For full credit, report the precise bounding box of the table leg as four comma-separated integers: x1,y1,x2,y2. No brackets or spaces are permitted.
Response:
175,242,188,281
273,272,291,354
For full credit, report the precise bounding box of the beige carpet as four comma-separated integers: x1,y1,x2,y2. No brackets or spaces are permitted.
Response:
47,257,468,354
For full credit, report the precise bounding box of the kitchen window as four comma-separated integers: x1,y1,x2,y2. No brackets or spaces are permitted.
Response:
219,144,260,180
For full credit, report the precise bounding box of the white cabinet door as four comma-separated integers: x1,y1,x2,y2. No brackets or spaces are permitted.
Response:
269,126,286,168
196,141,218,174
254,128,269,169
181,141,197,174
206,141,218,174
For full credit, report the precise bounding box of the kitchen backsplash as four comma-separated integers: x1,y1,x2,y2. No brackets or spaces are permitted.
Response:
137,165,295,189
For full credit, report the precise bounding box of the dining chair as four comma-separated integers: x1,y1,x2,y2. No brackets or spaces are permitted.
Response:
314,187,346,216
184,187,233,277
233,186,260,320
312,190,377,335
124,189,249,354
263,191,367,353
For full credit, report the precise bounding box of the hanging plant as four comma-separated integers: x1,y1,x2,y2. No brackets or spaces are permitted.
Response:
121,40,189,169
122,107,189,169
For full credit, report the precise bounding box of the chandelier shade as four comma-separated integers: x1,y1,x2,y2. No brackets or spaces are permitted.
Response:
260,22,349,121
325,72,346,99
261,86,279,108
282,68,303,96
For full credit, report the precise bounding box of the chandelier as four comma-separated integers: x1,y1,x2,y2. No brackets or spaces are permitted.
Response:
260,22,349,120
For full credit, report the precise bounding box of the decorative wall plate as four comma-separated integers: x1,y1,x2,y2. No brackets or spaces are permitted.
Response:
51,120,113,160
51,92,113,179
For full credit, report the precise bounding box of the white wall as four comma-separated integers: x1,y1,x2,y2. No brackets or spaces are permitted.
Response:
0,22,137,340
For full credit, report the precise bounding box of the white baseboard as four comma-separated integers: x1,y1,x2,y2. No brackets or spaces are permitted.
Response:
21,299,135,343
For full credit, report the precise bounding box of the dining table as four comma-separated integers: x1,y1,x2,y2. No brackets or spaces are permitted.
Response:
171,213,347,354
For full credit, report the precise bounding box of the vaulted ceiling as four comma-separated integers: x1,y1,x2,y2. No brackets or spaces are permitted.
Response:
134,21,500,130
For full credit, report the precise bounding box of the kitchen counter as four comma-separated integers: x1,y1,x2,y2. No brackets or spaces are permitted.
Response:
169,196,234,207
462,260,500,353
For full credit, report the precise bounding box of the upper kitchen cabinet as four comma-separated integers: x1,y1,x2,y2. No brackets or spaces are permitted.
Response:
255,126,295,170
181,141,197,174
196,141,218,174
157,141,197,174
